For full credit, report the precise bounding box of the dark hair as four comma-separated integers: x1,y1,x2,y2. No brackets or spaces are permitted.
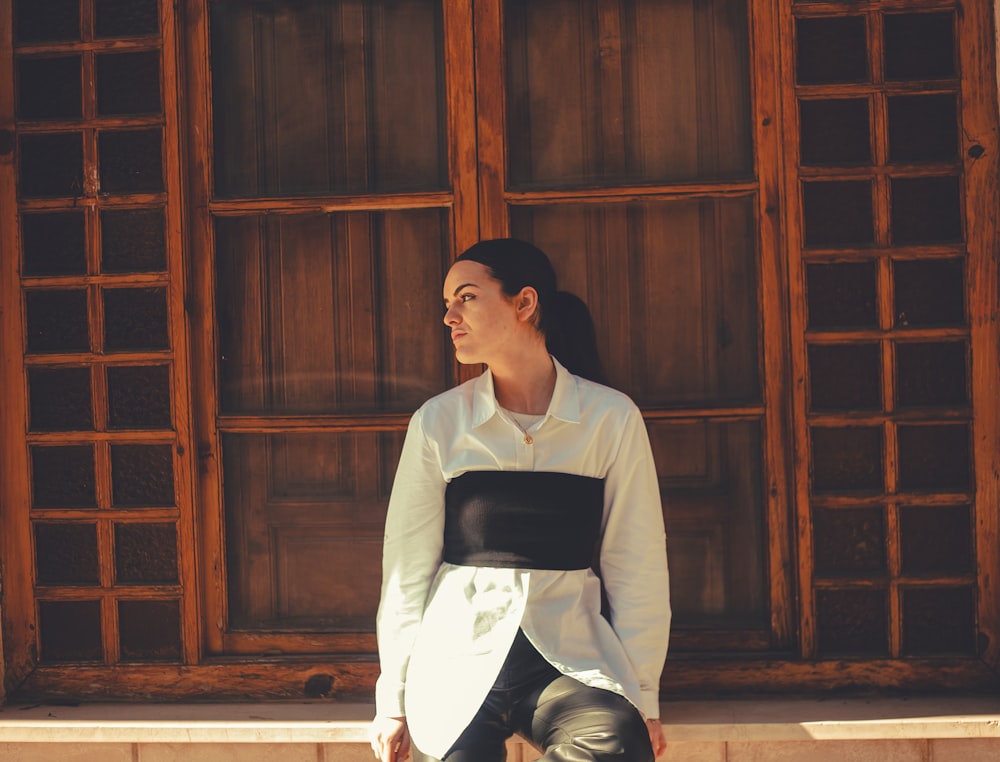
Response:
455,238,607,384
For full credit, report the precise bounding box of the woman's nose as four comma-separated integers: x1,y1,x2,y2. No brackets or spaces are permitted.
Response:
443,305,459,326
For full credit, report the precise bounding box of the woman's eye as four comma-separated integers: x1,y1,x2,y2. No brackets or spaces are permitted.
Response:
461,293,475,302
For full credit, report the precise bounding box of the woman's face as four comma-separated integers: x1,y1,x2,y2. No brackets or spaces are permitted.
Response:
442,260,536,367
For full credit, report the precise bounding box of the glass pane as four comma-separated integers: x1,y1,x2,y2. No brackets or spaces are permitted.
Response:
216,209,451,414
884,12,955,81
806,262,878,331
808,343,881,411
96,51,162,116
35,522,100,585
111,444,175,507
95,0,159,38
506,0,751,188
211,0,446,197
103,287,169,352
813,506,886,576
115,522,178,584
511,198,760,406
28,366,93,431
14,0,80,43
118,600,181,661
799,99,870,166
888,95,958,163
901,587,975,655
38,600,103,662
224,431,400,630
22,211,86,276
890,176,962,244
816,588,889,656
650,420,766,627
811,426,884,494
98,129,164,194
25,289,90,353
17,56,82,120
18,133,84,198
899,505,973,575
796,17,868,85
107,365,172,430
802,180,874,248
31,445,97,508
101,208,167,273
897,423,970,492
895,341,968,408
894,258,965,328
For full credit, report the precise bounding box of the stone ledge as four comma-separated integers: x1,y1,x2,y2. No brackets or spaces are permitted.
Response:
0,697,998,745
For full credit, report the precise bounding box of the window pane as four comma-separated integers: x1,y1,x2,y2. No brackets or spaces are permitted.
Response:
884,12,955,81
506,0,751,188
894,258,965,328
96,51,162,116
511,198,760,406
103,287,170,352
28,366,93,431
25,289,90,353
216,209,451,414
650,420,766,628
15,0,80,43
31,445,97,509
806,262,878,331
888,95,958,164
890,176,963,244
101,208,167,273
808,343,881,411
95,0,159,38
803,180,875,248
35,522,100,586
18,133,84,198
799,99,870,167
813,507,886,577
796,16,868,85
816,588,889,656
98,129,164,194
897,424,970,492
899,505,973,576
39,600,103,662
111,444,175,507
107,365,172,430
22,211,86,276
224,431,401,631
895,341,968,408
115,522,179,585
811,426,884,494
901,587,975,655
17,56,82,121
210,0,446,197
118,600,182,661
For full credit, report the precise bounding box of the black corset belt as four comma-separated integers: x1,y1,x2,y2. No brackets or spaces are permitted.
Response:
443,471,605,570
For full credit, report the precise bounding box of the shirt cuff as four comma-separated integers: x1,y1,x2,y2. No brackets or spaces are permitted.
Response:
639,689,661,720
375,678,406,718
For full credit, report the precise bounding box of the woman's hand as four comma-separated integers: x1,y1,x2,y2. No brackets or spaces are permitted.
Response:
369,715,411,762
646,718,667,759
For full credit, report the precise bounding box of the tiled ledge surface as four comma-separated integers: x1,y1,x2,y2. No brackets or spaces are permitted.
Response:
0,698,998,762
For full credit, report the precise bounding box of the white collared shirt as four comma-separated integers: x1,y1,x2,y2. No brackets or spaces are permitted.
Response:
375,358,671,758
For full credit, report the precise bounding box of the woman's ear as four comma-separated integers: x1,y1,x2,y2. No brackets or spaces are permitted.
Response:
515,286,540,323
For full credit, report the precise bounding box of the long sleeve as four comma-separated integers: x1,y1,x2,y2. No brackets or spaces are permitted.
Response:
599,404,671,719
374,408,447,717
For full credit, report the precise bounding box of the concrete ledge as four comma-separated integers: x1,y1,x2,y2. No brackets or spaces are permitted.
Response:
1,697,998,744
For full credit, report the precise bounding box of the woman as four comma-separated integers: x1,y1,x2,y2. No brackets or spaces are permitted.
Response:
370,239,671,762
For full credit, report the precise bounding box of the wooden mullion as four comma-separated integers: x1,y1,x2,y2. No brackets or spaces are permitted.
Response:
751,0,797,653
959,0,1000,674
31,508,180,522
472,0,506,239
180,0,227,658
505,182,759,204
208,192,453,215
777,0,817,661
442,0,478,252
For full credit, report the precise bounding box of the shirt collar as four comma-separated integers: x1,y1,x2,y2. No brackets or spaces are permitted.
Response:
471,356,582,428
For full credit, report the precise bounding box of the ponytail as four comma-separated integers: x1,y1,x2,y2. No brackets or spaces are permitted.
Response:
543,291,607,385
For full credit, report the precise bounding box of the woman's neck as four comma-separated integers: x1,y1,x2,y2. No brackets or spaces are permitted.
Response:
490,347,556,415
